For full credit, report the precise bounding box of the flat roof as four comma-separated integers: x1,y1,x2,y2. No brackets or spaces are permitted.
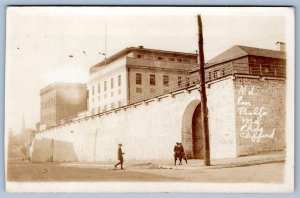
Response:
40,82,86,95
90,46,198,71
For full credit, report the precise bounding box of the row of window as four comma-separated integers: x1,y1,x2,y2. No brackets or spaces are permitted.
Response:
136,54,195,63
136,73,187,87
92,75,122,95
41,114,55,125
135,87,170,94
136,73,170,86
41,97,56,109
207,68,226,81
91,101,123,114
91,89,122,103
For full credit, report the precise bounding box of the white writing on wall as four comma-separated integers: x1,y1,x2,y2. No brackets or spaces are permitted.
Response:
237,85,275,143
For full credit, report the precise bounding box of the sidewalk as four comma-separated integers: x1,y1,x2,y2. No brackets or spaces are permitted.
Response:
58,150,285,170
160,150,285,170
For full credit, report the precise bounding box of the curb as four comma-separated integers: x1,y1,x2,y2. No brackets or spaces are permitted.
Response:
158,157,285,170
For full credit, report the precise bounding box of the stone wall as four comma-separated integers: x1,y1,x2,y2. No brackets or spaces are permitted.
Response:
233,77,286,156
34,89,202,162
32,76,286,162
206,77,237,159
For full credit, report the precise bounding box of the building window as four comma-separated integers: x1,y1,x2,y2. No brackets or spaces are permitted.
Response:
222,68,225,76
98,96,100,101
177,58,182,62
178,76,182,86
92,86,95,95
104,81,107,91
136,87,142,93
213,70,217,78
136,73,142,85
163,75,169,86
183,59,190,63
111,78,114,89
137,54,143,59
111,91,114,97
150,88,155,94
98,83,100,93
104,93,107,99
169,57,175,62
146,55,154,59
98,107,101,113
209,72,212,80
111,103,115,109
118,89,121,95
118,75,121,86
185,77,190,87
150,74,155,85
103,105,107,111
157,56,163,60
118,101,122,107
92,98,94,103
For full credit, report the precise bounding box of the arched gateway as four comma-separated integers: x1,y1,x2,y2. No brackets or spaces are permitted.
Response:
181,99,204,159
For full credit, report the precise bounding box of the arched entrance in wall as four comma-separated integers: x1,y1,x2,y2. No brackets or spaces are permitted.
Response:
181,100,204,159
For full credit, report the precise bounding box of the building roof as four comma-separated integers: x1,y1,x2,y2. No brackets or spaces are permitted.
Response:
205,45,286,67
90,46,198,72
40,82,86,95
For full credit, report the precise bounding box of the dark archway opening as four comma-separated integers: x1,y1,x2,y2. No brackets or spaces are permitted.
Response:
192,105,203,159
181,100,204,159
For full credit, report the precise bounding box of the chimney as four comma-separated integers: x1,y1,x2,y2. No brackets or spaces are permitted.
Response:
276,41,286,52
138,45,144,49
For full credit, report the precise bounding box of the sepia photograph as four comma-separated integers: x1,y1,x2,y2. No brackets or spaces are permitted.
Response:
4,6,294,192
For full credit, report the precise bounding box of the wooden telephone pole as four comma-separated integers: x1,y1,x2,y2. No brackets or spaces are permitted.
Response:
197,15,211,166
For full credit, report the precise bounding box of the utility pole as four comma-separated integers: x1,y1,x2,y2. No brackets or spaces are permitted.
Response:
197,15,211,166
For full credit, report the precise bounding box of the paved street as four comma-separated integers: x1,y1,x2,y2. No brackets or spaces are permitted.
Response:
7,159,284,183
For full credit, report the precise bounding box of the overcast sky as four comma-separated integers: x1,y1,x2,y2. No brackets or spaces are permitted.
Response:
5,7,291,134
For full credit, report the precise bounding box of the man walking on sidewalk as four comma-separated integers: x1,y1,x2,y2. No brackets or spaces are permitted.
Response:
114,144,125,170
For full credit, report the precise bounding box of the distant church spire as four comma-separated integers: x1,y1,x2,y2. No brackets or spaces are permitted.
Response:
21,111,25,134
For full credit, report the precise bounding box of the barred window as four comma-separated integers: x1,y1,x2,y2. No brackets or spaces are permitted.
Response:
111,78,114,89
178,76,182,86
150,74,155,85
163,75,169,86
136,73,142,85
118,75,121,86
209,72,212,80
104,81,107,91
136,87,142,93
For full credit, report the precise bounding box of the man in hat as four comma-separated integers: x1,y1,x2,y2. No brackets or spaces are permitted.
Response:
114,143,125,170
174,142,181,165
179,143,188,164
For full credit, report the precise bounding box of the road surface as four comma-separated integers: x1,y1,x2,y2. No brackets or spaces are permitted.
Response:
7,159,284,183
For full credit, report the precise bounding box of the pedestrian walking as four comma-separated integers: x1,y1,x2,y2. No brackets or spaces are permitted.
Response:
114,143,125,170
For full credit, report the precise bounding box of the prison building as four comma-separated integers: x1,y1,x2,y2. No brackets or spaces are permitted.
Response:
88,46,198,114
190,44,286,83
40,82,87,129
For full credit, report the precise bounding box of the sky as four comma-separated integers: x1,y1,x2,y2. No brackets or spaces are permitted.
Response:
5,7,291,134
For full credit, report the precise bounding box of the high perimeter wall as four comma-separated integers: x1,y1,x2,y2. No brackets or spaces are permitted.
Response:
31,76,286,162
233,77,286,156
32,89,201,162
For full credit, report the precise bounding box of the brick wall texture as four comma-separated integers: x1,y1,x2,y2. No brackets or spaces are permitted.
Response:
233,77,286,156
